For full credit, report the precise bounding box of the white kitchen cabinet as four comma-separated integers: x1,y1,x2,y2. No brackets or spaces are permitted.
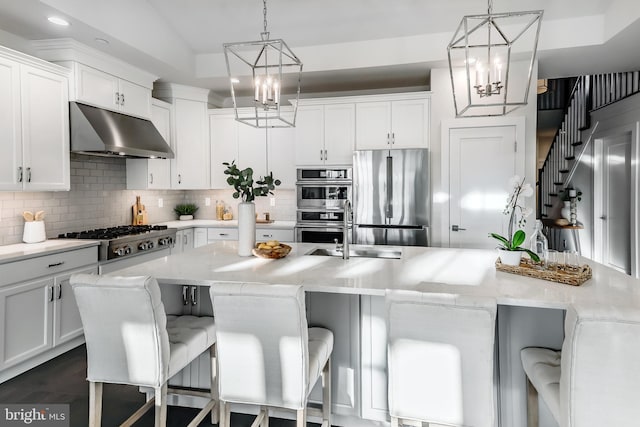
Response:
193,228,208,248
307,293,360,418
174,228,195,253
172,98,210,189
255,228,294,243
74,63,151,119
355,97,429,150
207,228,238,241
126,98,173,189
360,295,389,422
210,114,238,189
0,247,97,378
209,111,296,189
0,48,70,191
295,104,354,166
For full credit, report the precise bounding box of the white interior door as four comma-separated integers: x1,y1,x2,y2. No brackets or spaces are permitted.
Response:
449,125,520,249
596,132,632,274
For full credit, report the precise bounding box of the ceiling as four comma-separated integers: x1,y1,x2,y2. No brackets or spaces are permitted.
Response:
0,0,639,99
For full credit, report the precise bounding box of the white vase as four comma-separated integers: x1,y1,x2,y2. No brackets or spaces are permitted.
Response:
237,202,256,256
179,215,193,221
561,201,571,221
498,249,522,266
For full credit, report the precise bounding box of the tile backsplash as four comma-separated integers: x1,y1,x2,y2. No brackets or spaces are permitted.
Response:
0,154,296,246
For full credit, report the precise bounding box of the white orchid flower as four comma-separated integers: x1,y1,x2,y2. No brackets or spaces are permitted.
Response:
522,207,533,217
508,175,521,189
521,183,534,197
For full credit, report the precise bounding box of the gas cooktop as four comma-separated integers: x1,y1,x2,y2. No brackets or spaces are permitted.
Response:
58,225,169,240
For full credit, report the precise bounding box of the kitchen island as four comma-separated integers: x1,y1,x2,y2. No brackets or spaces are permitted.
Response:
110,241,639,427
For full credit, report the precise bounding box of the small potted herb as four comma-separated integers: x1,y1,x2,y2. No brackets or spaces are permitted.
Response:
174,203,199,220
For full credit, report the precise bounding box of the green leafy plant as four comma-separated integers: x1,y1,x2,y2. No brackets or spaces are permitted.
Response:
489,175,540,262
174,203,199,217
223,160,281,202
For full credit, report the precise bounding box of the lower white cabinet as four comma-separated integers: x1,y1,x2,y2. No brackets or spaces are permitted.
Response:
194,227,208,248
174,229,195,253
255,228,294,243
207,227,238,242
360,295,389,422
0,248,98,378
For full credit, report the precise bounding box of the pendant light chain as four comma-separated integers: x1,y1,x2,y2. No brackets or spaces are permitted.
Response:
262,0,269,38
487,0,493,15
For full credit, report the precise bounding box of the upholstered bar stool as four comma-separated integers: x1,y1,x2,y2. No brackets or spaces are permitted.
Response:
521,303,640,427
210,282,333,427
386,290,497,427
70,274,218,427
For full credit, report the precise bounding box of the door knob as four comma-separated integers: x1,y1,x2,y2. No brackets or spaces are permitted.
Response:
451,225,466,232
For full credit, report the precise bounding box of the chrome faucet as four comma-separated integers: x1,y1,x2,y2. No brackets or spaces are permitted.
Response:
342,199,352,260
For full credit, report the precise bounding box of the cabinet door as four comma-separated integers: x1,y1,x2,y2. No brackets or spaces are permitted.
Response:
118,78,151,119
390,98,429,148
21,64,70,191
210,114,239,189
0,56,22,191
0,278,52,369
238,124,267,179
75,63,119,111
307,293,360,417
324,104,355,165
194,228,208,248
53,266,97,346
147,100,172,188
360,295,389,421
355,102,391,150
172,99,210,189
182,228,195,252
295,105,325,165
268,124,296,189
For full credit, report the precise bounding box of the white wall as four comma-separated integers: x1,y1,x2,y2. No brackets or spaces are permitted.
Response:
429,61,538,247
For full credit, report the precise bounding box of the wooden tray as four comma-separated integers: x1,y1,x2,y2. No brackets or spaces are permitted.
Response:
495,258,592,286
256,219,274,224
252,243,291,259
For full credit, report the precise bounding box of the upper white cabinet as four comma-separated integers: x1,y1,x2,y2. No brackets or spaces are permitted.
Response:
74,63,151,119
356,96,430,150
295,104,354,166
209,110,296,189
155,83,211,190
0,47,70,191
126,98,173,189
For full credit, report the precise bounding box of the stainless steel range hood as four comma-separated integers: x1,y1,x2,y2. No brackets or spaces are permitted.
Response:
69,102,174,159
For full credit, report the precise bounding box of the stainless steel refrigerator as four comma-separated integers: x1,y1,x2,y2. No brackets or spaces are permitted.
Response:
353,149,429,246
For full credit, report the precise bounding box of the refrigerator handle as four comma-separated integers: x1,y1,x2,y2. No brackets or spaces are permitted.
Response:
386,155,393,218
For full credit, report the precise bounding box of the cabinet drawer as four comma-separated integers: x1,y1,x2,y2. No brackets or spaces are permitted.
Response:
255,228,294,243
207,228,238,241
0,246,98,287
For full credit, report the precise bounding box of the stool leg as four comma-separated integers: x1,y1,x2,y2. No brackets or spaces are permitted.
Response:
154,383,167,427
210,344,219,425
322,358,331,427
219,401,230,427
390,416,399,427
296,408,307,427
89,381,103,427
526,377,539,427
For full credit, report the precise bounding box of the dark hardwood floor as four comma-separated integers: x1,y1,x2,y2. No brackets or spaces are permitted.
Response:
0,345,323,427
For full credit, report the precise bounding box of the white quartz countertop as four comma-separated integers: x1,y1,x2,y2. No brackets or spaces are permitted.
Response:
0,240,100,264
158,219,296,230
108,241,640,309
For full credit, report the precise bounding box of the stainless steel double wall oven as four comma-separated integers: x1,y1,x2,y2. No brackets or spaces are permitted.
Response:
295,168,352,243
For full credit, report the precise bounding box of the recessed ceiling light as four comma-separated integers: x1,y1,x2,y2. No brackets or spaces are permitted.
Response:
230,78,240,84
47,16,70,26
94,38,109,45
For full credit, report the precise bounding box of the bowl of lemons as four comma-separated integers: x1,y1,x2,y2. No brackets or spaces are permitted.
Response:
252,240,292,259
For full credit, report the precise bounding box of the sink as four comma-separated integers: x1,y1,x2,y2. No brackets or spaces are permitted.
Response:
307,247,402,259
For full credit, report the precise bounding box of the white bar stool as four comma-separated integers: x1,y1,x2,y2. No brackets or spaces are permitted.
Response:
521,303,640,427
386,290,497,427
210,282,333,427
70,274,218,427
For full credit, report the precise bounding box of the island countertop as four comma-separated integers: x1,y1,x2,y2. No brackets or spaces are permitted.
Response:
108,241,640,309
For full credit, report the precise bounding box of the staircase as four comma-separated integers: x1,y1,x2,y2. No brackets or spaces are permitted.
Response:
538,71,640,218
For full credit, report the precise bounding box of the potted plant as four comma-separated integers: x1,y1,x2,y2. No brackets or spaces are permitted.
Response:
489,176,540,266
174,203,199,220
223,161,281,256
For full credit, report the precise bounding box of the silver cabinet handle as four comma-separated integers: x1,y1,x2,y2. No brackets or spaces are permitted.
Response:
57,283,62,300
48,261,64,268
178,174,182,184
262,234,272,238
182,285,189,305
184,234,188,245
149,173,153,184
190,286,197,306
320,150,323,161
115,92,120,106
391,132,395,144
387,133,390,145
18,166,23,183
219,233,229,236
324,149,327,161
121,93,125,106
451,225,467,231
27,167,31,182
49,285,54,302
